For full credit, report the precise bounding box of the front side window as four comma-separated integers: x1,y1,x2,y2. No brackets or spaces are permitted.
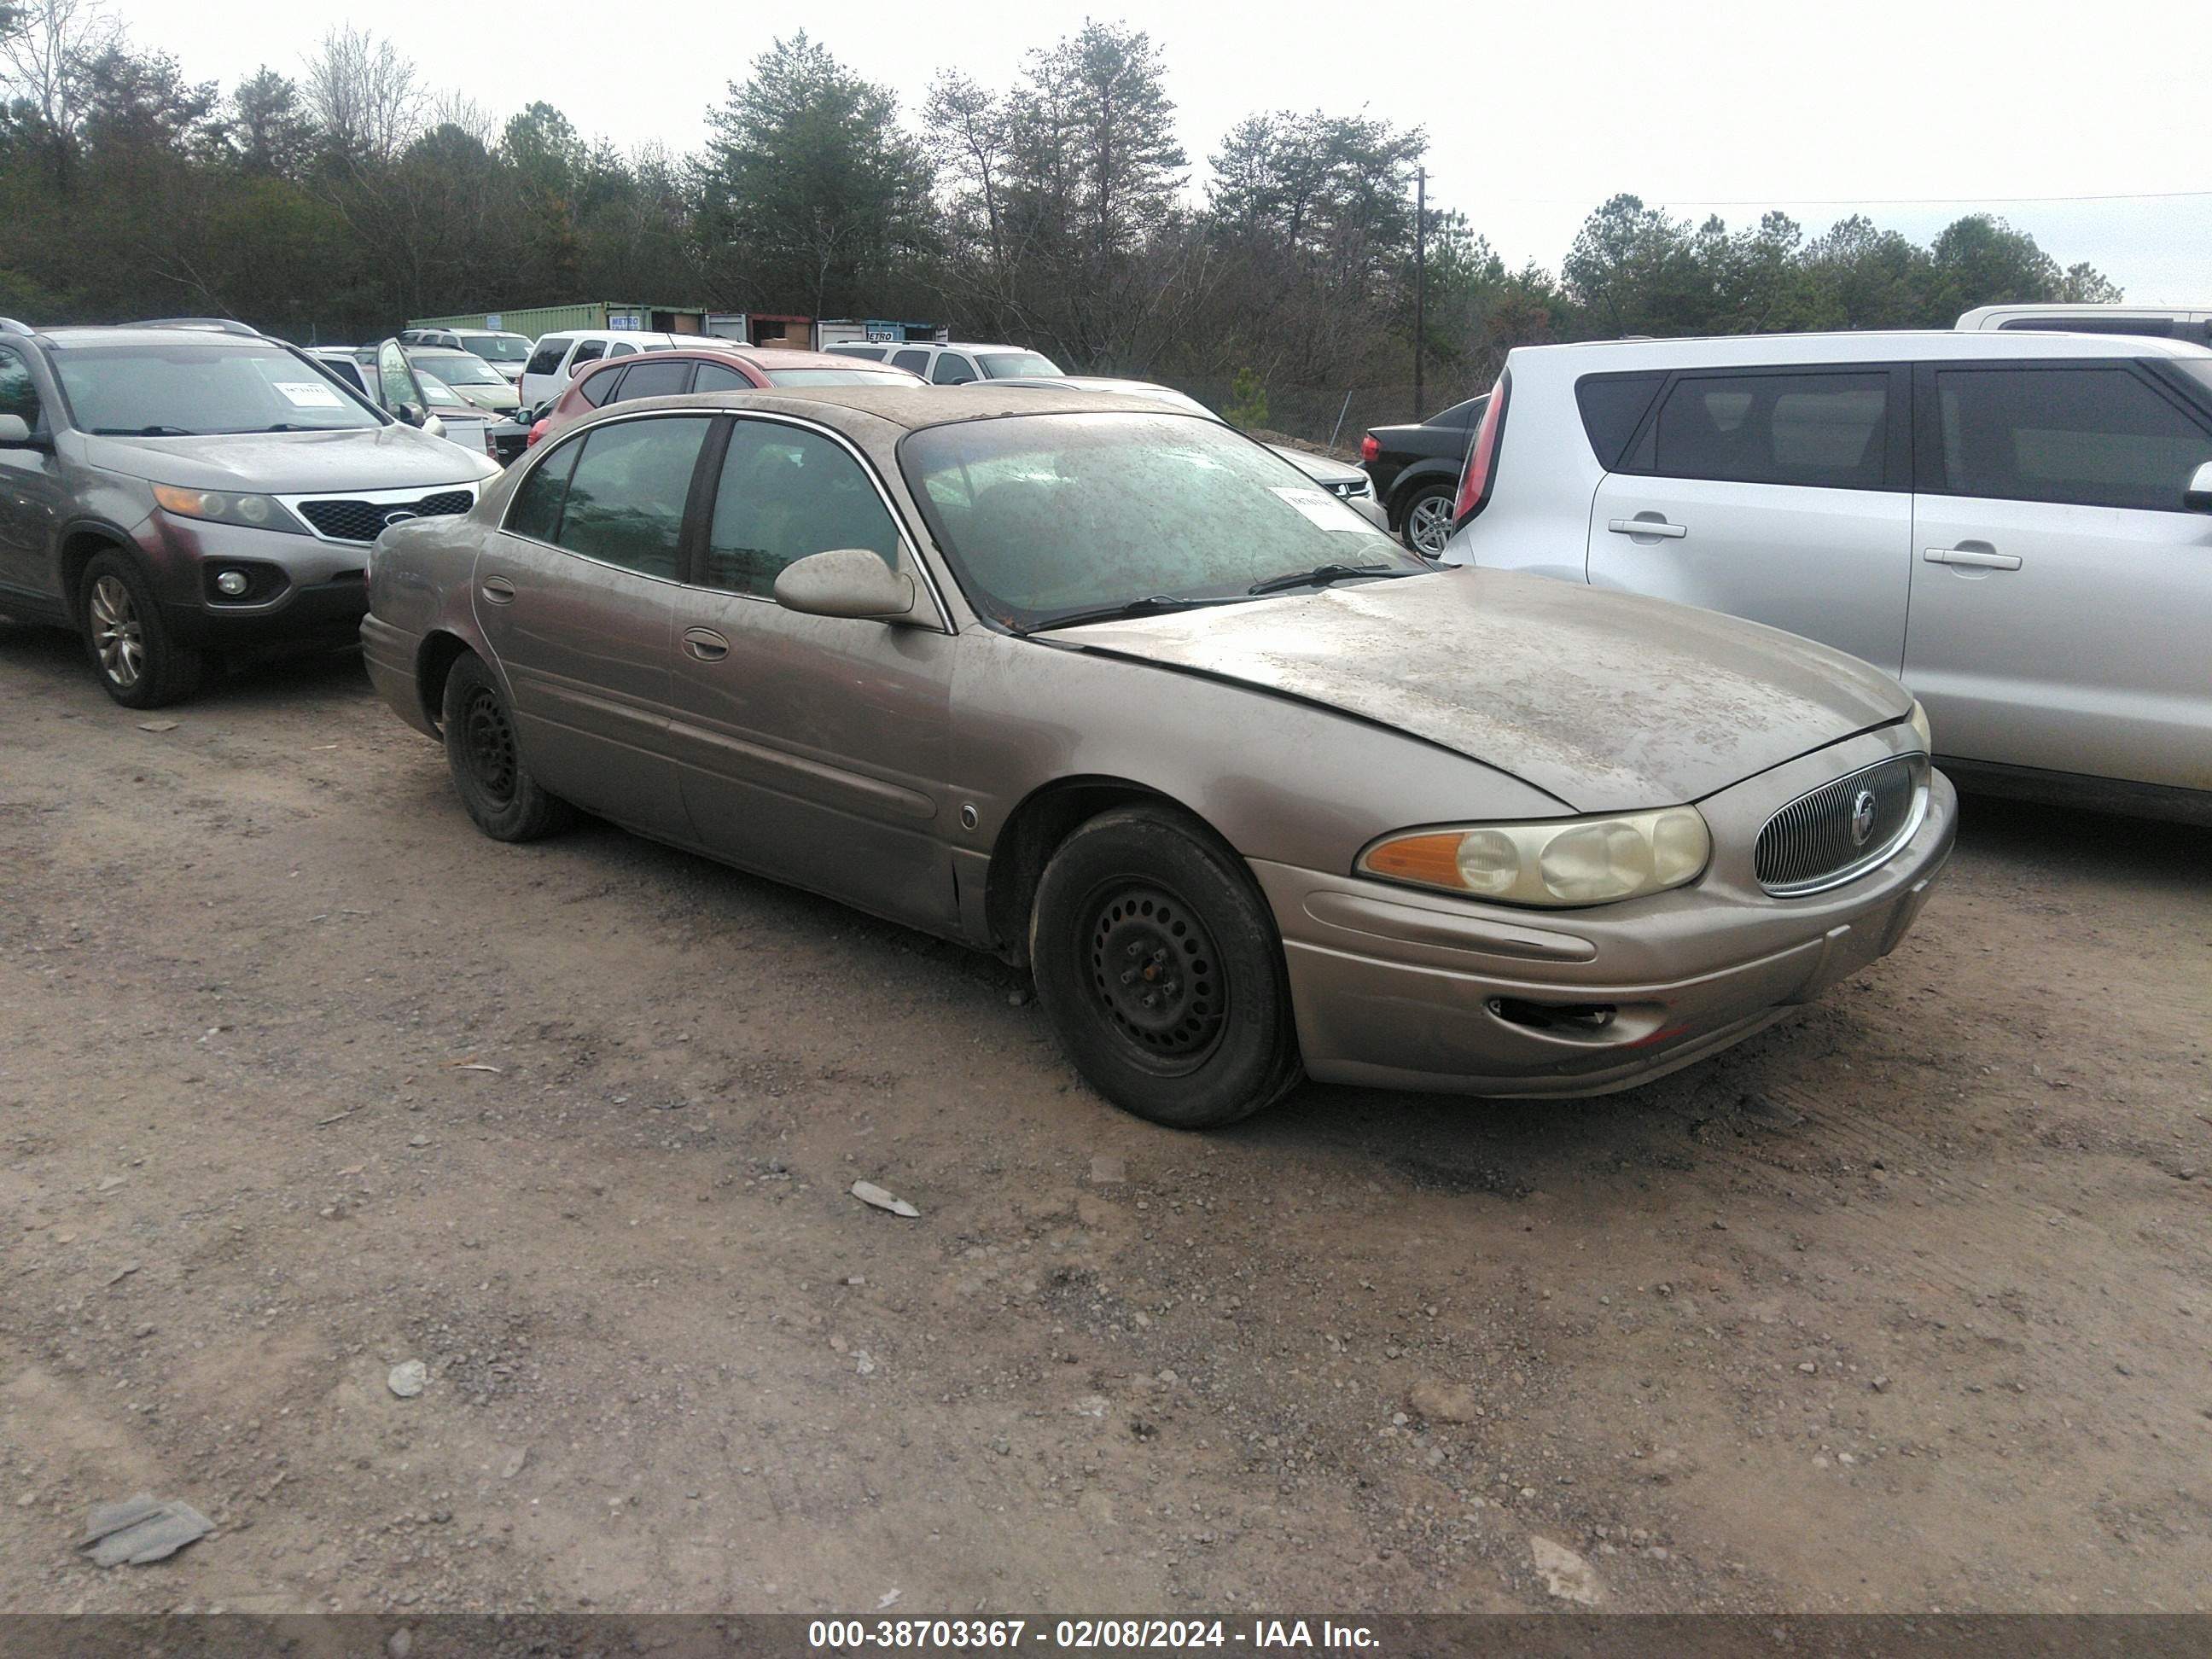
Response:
0,346,44,428
900,410,1424,631
702,420,902,597
549,416,712,578
1645,371,1889,490
930,353,977,385
51,343,384,434
525,341,568,376
1936,366,2212,511
568,340,608,373
615,359,693,400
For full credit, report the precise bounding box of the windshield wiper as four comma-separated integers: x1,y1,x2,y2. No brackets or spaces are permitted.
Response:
1023,594,1243,634
1247,562,1417,596
91,424,196,437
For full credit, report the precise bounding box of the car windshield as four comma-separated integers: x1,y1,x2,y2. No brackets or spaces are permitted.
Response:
900,410,1428,631
763,367,919,387
55,344,382,434
415,371,471,410
414,352,506,387
978,352,1063,380
465,335,530,362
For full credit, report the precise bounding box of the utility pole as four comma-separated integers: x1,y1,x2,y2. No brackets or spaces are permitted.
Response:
1413,166,1426,422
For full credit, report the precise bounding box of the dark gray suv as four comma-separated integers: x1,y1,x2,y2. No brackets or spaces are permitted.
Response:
0,317,501,706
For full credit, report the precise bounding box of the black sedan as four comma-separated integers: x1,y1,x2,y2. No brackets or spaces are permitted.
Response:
1360,395,1487,556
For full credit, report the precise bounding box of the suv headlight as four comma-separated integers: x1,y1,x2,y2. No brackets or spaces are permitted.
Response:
153,485,306,535
1906,700,1932,752
1359,806,1712,908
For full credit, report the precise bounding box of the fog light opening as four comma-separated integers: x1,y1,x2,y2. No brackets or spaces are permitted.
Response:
214,569,249,597
1487,997,1617,1033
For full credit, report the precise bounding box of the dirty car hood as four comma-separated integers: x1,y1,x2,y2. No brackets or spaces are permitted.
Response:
1048,568,1912,812
82,424,496,493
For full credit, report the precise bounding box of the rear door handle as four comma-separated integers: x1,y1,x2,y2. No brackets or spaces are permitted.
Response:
1924,547,2022,570
682,626,731,662
480,575,516,603
1607,517,1688,538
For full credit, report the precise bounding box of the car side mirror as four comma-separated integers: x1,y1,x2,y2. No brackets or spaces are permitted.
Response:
2186,460,2212,513
0,413,37,446
393,402,425,427
773,547,923,623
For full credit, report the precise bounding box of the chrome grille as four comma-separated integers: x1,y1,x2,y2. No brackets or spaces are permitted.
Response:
1755,754,1926,896
297,489,474,544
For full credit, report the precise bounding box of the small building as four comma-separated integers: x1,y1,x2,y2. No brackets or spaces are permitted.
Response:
407,302,712,340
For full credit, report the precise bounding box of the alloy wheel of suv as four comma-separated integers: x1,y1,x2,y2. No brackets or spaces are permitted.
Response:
79,550,204,707
1402,486,1455,557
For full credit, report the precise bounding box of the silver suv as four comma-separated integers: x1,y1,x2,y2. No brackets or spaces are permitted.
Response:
1443,329,2212,821
0,317,500,706
826,340,1062,384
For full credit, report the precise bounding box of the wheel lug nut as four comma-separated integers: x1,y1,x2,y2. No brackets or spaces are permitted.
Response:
1120,969,1136,986
1126,942,1144,959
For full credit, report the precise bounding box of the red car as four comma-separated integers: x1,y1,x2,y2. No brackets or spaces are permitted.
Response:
526,345,923,449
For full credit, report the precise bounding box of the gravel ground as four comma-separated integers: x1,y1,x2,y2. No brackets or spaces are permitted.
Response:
2,622,2208,1616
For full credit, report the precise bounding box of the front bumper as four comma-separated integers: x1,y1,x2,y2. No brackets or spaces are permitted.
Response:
1259,728,1956,1097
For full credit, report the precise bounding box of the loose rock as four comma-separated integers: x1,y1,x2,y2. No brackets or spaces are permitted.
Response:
1408,1379,1483,1423
387,1360,428,1399
1529,1534,1603,1605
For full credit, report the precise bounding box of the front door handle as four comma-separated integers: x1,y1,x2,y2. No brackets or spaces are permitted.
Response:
682,626,731,662
1607,516,1688,539
1924,547,2023,570
480,575,516,603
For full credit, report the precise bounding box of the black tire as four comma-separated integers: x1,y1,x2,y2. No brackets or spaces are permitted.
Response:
439,650,573,842
79,549,203,707
1030,806,1303,1129
1397,480,1455,558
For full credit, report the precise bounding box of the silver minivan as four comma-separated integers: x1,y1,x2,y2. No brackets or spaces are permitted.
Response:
1444,330,2212,821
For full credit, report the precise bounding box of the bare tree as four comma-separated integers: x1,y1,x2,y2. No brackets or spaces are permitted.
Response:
300,26,422,168
0,0,120,190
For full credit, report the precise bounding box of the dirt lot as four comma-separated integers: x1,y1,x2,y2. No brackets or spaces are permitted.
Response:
2,622,2208,1617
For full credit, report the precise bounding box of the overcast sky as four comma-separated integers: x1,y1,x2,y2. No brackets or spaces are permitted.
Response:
125,0,2209,303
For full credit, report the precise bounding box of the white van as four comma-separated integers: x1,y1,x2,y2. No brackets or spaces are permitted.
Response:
519,331,687,408
1956,304,2212,346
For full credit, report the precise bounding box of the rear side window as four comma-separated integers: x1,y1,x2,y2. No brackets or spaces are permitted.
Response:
930,353,976,385
892,348,931,375
525,341,568,376
694,362,754,393
551,415,713,578
608,341,638,360
575,365,622,407
616,359,693,400
1426,399,1481,430
1575,375,1664,469
1936,366,2212,512
507,438,581,542
1644,372,1890,490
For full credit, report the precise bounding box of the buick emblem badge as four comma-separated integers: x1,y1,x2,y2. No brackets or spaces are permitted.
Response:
1848,789,1879,847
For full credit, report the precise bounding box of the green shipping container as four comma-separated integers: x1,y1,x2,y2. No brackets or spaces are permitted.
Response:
407,302,709,341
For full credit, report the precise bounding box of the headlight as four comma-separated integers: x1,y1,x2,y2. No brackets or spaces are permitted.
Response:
1906,700,1932,752
152,484,305,535
1359,806,1712,908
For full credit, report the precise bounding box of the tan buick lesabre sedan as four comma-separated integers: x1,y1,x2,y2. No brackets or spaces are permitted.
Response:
361,387,1955,1128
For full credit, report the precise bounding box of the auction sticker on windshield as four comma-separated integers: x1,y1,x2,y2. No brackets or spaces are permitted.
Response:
275,381,345,408
1271,486,1364,529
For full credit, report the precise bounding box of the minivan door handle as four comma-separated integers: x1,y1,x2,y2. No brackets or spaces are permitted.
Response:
1924,547,2023,570
480,575,516,604
1607,516,1687,539
681,626,731,662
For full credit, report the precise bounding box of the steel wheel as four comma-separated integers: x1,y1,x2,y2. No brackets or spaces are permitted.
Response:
1081,880,1229,1074
89,573,146,690
460,684,519,804
1406,491,1453,557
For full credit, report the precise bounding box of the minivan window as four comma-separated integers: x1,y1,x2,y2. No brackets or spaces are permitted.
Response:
1936,366,2212,512
550,416,713,579
1644,371,1889,490
1575,375,1665,469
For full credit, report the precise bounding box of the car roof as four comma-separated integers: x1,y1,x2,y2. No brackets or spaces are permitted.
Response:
37,325,281,350
586,383,1208,434
576,343,920,376
1512,329,2212,368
